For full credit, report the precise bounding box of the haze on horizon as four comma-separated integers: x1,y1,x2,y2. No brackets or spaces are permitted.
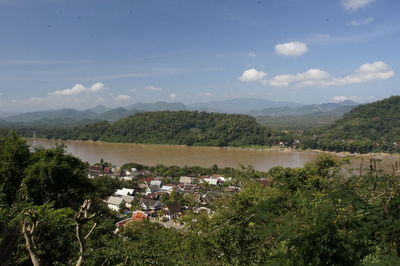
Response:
0,0,399,112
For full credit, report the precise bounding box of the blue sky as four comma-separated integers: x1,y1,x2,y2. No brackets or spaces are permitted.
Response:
0,0,399,112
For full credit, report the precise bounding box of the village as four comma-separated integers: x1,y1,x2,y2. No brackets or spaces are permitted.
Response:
88,162,270,230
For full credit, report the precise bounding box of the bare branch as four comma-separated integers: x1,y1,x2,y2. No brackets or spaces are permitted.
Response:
84,223,97,240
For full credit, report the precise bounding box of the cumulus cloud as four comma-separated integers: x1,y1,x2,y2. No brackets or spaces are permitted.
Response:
275,41,308,56
248,52,256,58
53,82,105,96
169,93,176,100
337,61,394,85
239,68,267,82
348,17,374,26
199,92,214,97
264,69,331,87
115,94,131,101
240,61,394,88
342,0,375,11
145,85,162,91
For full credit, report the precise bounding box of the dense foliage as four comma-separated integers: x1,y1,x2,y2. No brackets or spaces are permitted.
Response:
2,136,400,265
6,111,293,147
300,96,400,153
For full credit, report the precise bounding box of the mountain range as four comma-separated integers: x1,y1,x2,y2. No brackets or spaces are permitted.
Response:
1,98,358,126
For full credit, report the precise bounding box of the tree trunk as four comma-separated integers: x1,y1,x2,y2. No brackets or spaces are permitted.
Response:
74,199,97,266
75,223,84,266
22,226,41,266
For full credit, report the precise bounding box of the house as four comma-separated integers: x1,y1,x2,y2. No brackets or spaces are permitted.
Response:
194,207,213,215
105,196,124,211
150,180,162,187
115,188,134,196
146,184,161,195
124,168,137,176
131,210,148,221
121,195,135,208
202,178,219,186
161,185,174,192
164,202,182,220
179,176,193,185
105,194,135,211
115,211,148,227
88,166,113,178
140,198,162,211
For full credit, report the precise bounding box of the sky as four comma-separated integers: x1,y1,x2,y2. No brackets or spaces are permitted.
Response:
0,0,399,112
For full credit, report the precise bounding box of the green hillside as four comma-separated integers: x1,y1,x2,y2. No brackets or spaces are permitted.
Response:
302,96,400,153
27,111,291,147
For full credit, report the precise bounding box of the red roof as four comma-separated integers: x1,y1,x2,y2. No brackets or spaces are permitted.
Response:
132,211,148,221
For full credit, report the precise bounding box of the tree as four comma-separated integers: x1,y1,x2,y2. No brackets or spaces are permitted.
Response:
22,145,92,208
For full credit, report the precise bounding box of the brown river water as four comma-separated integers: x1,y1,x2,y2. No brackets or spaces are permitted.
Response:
26,139,400,173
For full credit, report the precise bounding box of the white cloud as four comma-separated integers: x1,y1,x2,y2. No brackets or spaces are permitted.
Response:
248,52,256,58
145,85,163,91
264,69,331,87
53,82,105,96
169,93,176,100
239,68,267,82
275,41,308,56
348,17,374,26
333,96,351,102
115,94,131,101
332,95,376,103
129,88,137,92
240,61,394,88
199,92,214,97
342,0,375,11
337,61,394,85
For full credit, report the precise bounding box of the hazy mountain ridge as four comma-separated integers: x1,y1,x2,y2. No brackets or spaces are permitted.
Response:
5,108,98,123
1,99,356,128
252,100,357,116
188,98,303,114
127,101,187,112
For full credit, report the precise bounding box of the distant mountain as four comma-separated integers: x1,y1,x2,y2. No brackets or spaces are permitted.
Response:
5,108,98,123
127,101,187,112
188,98,303,114
0,119,11,127
86,105,111,115
252,101,357,116
97,107,141,121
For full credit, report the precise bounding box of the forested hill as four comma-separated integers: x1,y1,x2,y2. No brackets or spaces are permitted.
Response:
26,111,291,147
302,96,400,152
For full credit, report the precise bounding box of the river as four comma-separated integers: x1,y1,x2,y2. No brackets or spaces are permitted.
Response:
27,139,318,171
26,139,400,173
